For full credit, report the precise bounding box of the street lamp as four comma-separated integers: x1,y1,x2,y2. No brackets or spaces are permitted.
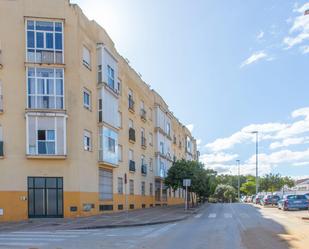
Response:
236,160,240,201
250,131,259,195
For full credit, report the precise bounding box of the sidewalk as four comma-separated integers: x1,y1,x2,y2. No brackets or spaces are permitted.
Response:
0,204,205,232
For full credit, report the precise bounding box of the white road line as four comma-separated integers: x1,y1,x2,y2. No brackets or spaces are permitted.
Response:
194,213,203,218
0,242,46,247
145,223,177,238
224,213,232,218
0,234,77,238
208,213,216,218
0,238,64,241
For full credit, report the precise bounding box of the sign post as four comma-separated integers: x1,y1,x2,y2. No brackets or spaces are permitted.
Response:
183,179,191,211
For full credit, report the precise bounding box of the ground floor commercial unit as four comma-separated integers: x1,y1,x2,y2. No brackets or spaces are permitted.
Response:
0,167,184,222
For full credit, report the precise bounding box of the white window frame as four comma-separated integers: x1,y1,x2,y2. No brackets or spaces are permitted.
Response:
83,130,92,151
26,19,64,64
83,88,91,110
82,46,91,69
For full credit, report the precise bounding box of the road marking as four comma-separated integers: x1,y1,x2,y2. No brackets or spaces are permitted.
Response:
194,213,203,218
145,223,177,238
208,213,216,218
224,213,232,218
0,242,46,247
0,238,64,241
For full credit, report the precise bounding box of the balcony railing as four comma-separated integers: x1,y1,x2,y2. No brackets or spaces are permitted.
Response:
141,136,147,149
129,128,136,142
128,97,135,112
140,109,147,121
141,164,147,175
129,160,136,172
0,141,3,157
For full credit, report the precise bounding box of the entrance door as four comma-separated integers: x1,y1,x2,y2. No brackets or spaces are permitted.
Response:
28,177,63,218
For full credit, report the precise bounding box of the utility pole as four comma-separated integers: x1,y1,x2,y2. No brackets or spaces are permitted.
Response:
251,131,259,195
236,159,240,201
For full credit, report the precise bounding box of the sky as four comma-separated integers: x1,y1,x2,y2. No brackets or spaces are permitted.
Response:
72,0,309,178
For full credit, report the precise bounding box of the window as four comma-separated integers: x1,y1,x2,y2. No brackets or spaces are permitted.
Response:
98,98,103,122
99,127,118,165
118,144,123,161
149,158,153,171
37,130,55,155
129,180,134,195
117,177,123,195
0,125,3,157
26,20,63,64
141,181,145,196
118,112,122,128
149,133,153,146
82,46,91,68
27,67,64,109
108,137,116,153
149,183,153,196
117,79,121,94
149,108,152,120
99,169,113,200
160,142,164,154
107,65,114,89
128,89,134,110
83,130,91,151
83,89,91,110
167,123,171,136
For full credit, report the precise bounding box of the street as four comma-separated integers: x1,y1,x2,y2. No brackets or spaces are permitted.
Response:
0,203,308,249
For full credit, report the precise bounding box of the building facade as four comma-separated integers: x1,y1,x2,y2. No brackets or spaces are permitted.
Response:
0,0,198,222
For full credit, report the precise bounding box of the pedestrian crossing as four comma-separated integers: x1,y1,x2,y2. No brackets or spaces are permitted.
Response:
0,229,99,248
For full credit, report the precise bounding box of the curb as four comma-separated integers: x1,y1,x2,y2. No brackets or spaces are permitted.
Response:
74,204,208,230
75,216,189,230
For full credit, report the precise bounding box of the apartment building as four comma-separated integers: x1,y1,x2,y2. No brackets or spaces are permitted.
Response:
0,0,198,222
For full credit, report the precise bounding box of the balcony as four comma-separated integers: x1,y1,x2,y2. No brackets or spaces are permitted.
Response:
141,136,147,149
140,109,147,121
129,160,136,172
128,97,135,112
0,141,3,157
141,164,147,175
129,128,136,143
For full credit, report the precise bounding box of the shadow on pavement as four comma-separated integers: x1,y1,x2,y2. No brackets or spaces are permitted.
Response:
239,204,297,249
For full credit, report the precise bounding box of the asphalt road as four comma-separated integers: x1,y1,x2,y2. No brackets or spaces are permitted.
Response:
0,203,308,249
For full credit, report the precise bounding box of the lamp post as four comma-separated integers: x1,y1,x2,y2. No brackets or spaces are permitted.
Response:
251,131,259,195
236,160,240,201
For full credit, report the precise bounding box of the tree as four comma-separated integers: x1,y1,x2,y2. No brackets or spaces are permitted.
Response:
214,184,237,202
259,173,295,193
165,159,217,205
240,176,256,195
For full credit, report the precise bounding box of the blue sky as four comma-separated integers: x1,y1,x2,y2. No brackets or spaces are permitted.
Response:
73,0,309,178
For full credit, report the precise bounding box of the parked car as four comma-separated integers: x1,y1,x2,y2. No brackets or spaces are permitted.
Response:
278,194,309,211
305,193,309,199
254,195,264,204
261,195,280,206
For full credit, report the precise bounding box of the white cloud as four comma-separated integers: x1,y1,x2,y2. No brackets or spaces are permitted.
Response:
200,152,238,165
293,161,309,166
186,124,194,133
257,31,264,40
206,107,309,152
240,51,268,68
283,3,309,49
293,2,309,13
269,137,309,149
247,148,309,165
